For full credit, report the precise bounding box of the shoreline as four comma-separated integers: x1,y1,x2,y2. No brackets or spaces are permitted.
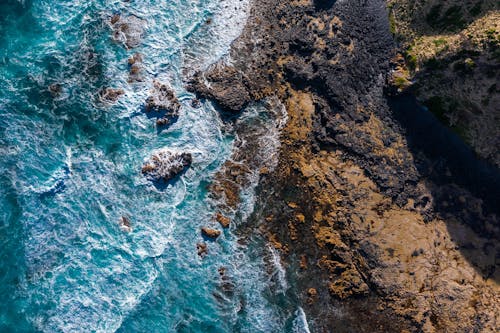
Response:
190,0,500,331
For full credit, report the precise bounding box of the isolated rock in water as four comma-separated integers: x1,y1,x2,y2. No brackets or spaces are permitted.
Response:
99,87,125,103
110,14,145,49
155,118,170,126
201,227,221,239
127,52,144,83
197,242,208,257
145,81,181,115
141,149,192,182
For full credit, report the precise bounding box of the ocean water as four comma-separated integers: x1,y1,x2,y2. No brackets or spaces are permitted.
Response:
0,0,307,332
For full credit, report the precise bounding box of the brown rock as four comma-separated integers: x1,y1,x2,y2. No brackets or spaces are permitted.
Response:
215,212,231,228
201,227,221,239
196,242,207,257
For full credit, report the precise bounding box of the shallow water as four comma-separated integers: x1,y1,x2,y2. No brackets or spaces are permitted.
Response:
0,1,303,332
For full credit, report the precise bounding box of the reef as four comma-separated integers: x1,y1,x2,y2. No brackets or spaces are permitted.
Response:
189,0,500,331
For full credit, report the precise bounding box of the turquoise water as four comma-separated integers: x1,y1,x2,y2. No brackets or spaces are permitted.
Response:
0,0,309,332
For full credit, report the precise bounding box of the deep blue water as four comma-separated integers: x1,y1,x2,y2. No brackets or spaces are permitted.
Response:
0,1,309,332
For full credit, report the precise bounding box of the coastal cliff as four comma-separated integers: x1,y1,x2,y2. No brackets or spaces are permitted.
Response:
387,0,499,167
189,0,500,331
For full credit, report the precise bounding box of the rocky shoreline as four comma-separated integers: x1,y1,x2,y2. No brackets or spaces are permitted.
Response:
189,0,500,331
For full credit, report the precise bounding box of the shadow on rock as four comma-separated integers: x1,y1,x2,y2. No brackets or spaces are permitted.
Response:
389,93,500,282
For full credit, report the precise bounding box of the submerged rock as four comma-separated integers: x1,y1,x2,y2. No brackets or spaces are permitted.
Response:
201,227,221,239
145,80,181,115
141,149,192,182
110,14,145,49
48,83,63,97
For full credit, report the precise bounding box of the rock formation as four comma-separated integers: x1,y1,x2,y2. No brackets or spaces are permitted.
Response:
201,227,221,240
141,149,192,183
189,0,500,331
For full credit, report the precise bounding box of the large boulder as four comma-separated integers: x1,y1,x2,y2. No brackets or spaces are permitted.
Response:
141,149,192,182
145,80,181,115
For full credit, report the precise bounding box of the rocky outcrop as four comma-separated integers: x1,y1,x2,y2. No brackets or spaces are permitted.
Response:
187,63,252,113
215,212,231,228
145,81,181,127
145,80,181,114
141,149,192,183
189,0,500,331
196,242,208,257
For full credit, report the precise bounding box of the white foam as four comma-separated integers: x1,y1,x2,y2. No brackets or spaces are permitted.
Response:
292,307,312,333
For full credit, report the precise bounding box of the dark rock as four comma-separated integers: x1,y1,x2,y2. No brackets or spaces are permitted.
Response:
99,87,125,103
187,63,251,113
141,149,192,182
156,118,170,127
119,216,132,232
127,53,144,83
48,83,63,97
145,80,181,115
191,98,202,108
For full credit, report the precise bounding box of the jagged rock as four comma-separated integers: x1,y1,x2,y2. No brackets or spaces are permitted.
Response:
110,14,145,49
145,80,181,115
99,87,125,103
187,63,251,113
201,227,221,239
141,149,192,182
215,212,230,228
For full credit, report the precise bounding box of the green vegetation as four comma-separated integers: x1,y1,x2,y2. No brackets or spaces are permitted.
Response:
433,38,447,47
404,49,418,70
393,76,410,90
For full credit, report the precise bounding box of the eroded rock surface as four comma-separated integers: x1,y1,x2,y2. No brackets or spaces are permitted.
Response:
189,0,500,331
145,81,181,114
141,149,192,183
